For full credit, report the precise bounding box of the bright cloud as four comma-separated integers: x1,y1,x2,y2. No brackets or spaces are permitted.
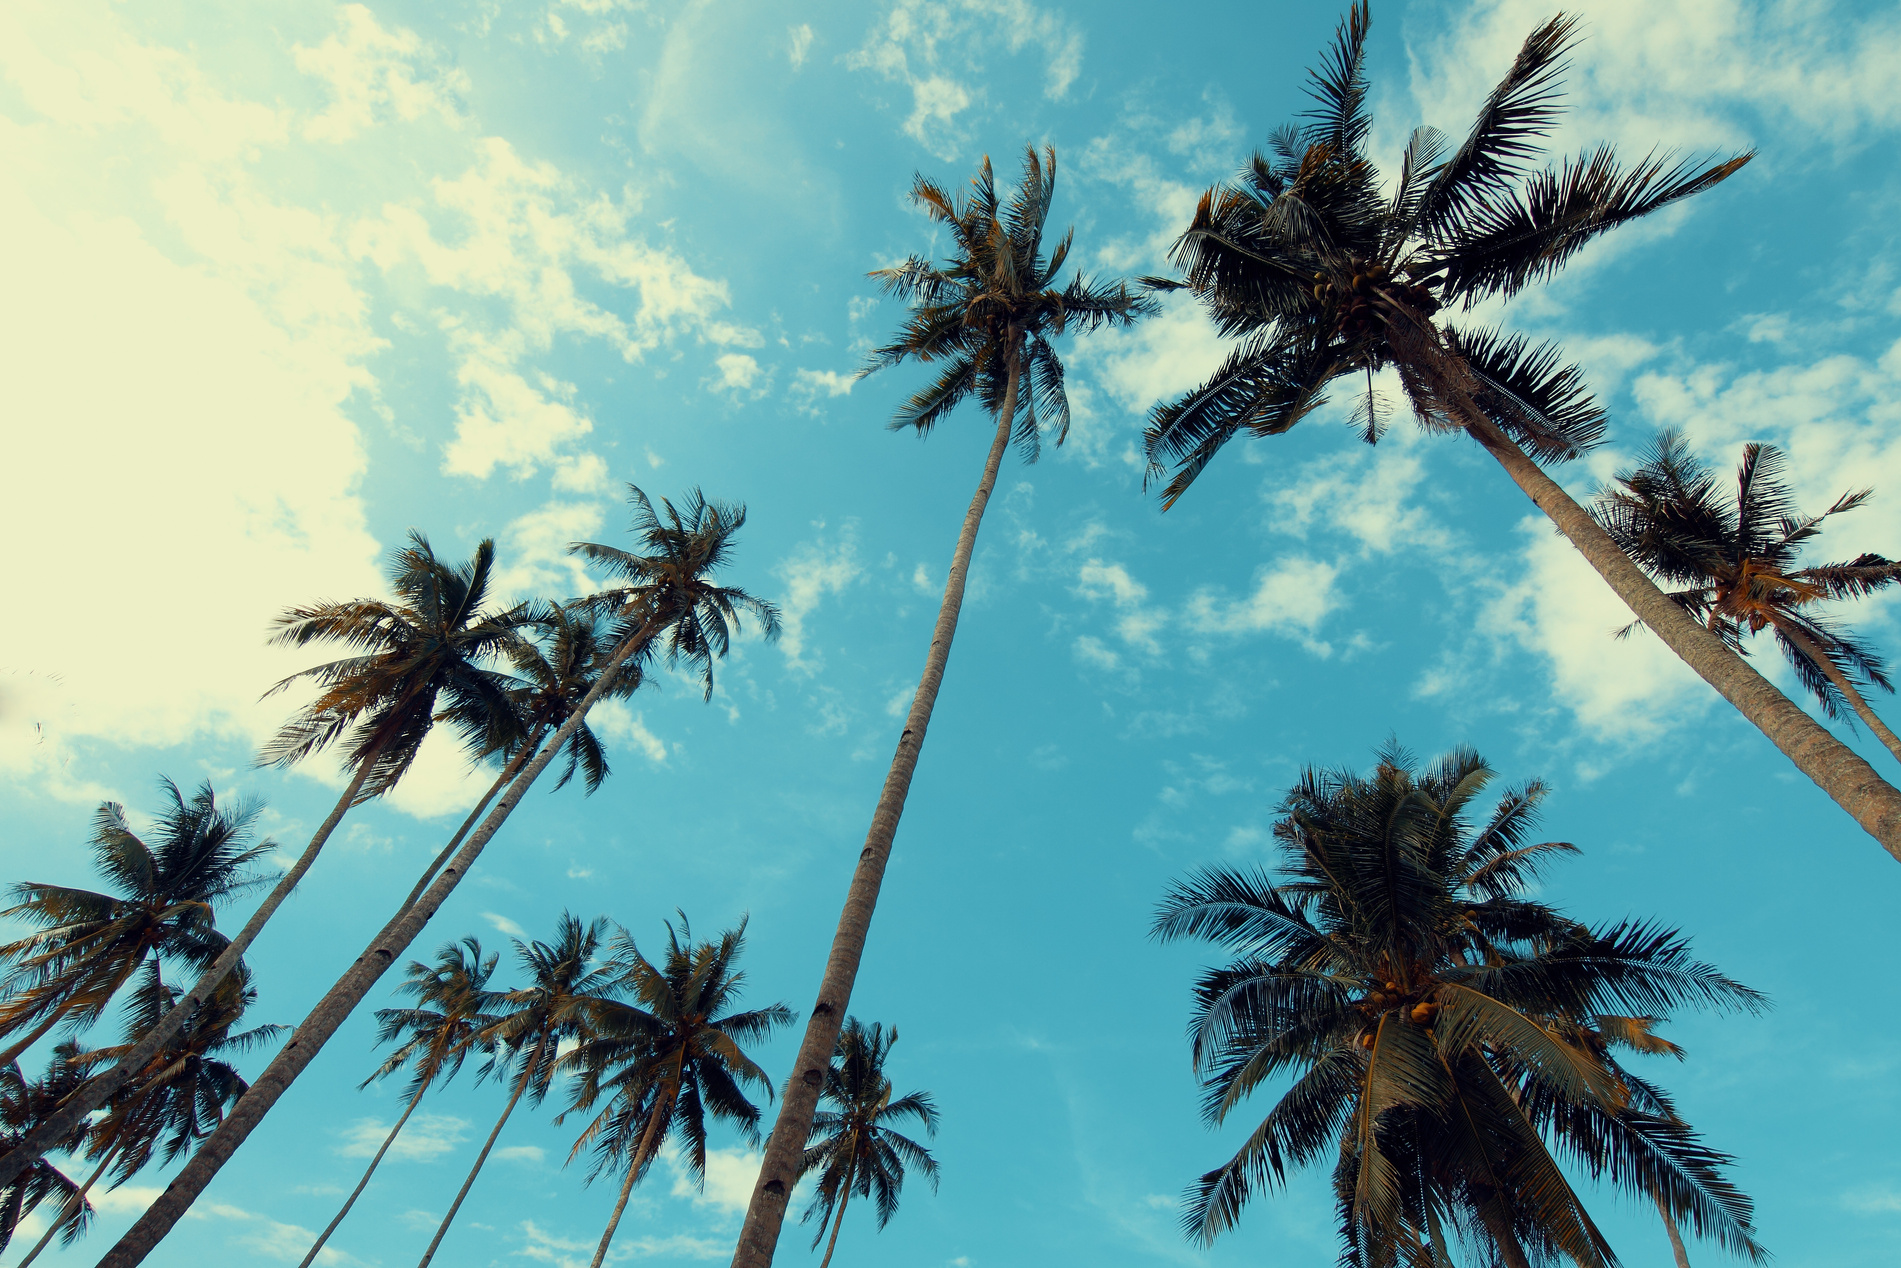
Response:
295,4,466,143
775,526,863,673
337,1112,469,1162
1186,557,1341,654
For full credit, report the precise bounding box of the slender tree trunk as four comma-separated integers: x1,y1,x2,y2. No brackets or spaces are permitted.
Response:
295,1085,427,1268
1459,413,1901,862
1654,1190,1691,1268
416,1036,544,1268
0,1009,73,1072
1779,623,1901,768
0,760,377,1191
731,353,1022,1268
816,1180,852,1268
93,617,661,1268
588,1085,675,1268
1475,1201,1532,1268
15,1143,116,1266
399,737,540,912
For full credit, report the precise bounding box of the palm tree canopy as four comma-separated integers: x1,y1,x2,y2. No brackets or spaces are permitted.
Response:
570,487,781,701
1153,742,1766,1268
0,780,276,1040
798,1018,939,1241
563,914,794,1187
1142,2,1751,506
365,937,501,1102
1594,429,1901,718
261,531,532,800
0,1059,91,1251
863,145,1157,459
477,914,626,1109
498,606,647,795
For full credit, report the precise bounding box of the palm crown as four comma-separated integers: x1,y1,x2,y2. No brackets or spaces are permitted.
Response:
1153,743,1765,1268
495,606,646,796
1143,3,1750,505
863,146,1156,459
366,937,499,1102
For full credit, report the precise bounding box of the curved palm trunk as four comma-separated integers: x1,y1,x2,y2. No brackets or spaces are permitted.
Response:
1654,1191,1691,1268
0,760,377,1191
1778,623,1901,768
400,735,542,912
295,1083,428,1268
1475,1202,1532,1268
93,618,661,1268
15,1143,117,1266
816,1180,853,1268
731,355,1021,1268
1460,413,1901,862
416,1034,545,1268
0,1010,75,1072
588,1085,675,1268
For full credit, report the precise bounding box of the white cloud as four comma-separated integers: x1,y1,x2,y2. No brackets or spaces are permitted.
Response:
789,367,856,415
588,701,670,765
707,352,770,398
1075,559,1165,654
518,1219,726,1266
775,527,863,673
665,1143,760,1214
187,1197,360,1265
295,4,467,143
483,911,528,938
494,1144,545,1164
1186,558,1341,654
788,23,815,69
1261,423,1453,559
338,1112,470,1162
1073,635,1122,673
442,329,597,481
1843,1184,1901,1214
491,499,609,605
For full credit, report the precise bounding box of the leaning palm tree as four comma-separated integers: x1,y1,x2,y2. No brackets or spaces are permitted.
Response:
1140,2,1901,859
0,780,273,1067
295,938,499,1268
96,488,775,1268
0,1058,89,1254
563,916,793,1268
732,147,1152,1268
797,1019,939,1268
1152,742,1767,1268
1595,430,1901,765
414,916,623,1268
0,537,528,1191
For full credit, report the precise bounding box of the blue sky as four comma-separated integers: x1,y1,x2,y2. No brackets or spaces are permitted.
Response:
4,0,1901,1265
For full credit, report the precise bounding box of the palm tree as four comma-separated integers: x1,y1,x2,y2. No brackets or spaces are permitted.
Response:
414,915,622,1268
0,537,528,1190
732,148,1152,1268
17,965,280,1266
0,1059,89,1255
563,916,793,1268
0,780,273,1067
1595,430,1901,765
97,488,775,1268
1139,3,1901,859
1151,742,1767,1268
295,938,499,1268
797,1019,939,1268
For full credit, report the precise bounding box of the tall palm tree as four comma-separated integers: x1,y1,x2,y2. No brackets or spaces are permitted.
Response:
0,1059,89,1255
97,488,775,1268
1595,430,1901,765
1152,743,1766,1268
0,780,273,1067
563,916,793,1268
732,147,1152,1268
1140,3,1901,860
414,915,623,1268
797,1019,939,1268
295,938,499,1268
0,537,528,1190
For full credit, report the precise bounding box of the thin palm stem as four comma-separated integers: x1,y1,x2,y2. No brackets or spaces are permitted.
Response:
14,1143,117,1267
588,1084,675,1268
816,1168,853,1268
296,1083,427,1268
0,1008,78,1073
1655,1190,1691,1268
94,617,661,1267
417,1034,544,1268
400,736,541,912
1777,622,1901,767
0,759,377,1191
733,351,1022,1268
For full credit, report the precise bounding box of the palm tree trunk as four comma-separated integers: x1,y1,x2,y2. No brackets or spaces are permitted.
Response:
1460,413,1901,862
1475,1201,1532,1268
295,1084,427,1268
92,617,663,1268
0,759,378,1192
399,735,541,912
15,1143,117,1266
1778,623,1901,768
588,1086,675,1268
415,1036,543,1268
1654,1190,1691,1268
816,1181,852,1268
0,1009,73,1072
731,351,1022,1268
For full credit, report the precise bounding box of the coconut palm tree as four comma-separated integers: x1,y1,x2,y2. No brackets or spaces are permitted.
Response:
0,1058,89,1254
97,488,775,1268
295,939,499,1268
563,916,793,1268
1594,430,1901,765
414,915,623,1268
732,147,1153,1268
1152,742,1766,1268
0,537,528,1191
797,1019,939,1268
0,780,273,1067
1139,2,1901,860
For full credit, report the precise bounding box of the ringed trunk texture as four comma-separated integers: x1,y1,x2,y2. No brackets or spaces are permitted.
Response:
92,619,660,1268
1462,414,1901,862
1779,623,1901,768
729,355,1022,1268
0,760,376,1191
416,1035,544,1268
1654,1191,1691,1268
296,1085,427,1268
588,1086,674,1268
816,1178,852,1268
